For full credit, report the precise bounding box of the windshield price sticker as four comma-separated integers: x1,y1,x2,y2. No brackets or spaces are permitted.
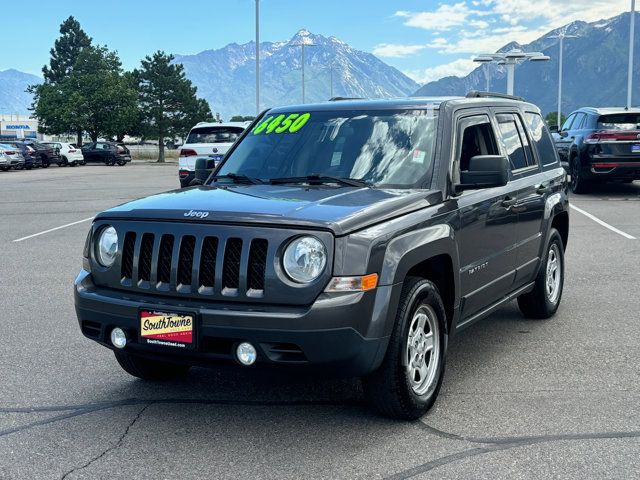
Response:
253,113,311,135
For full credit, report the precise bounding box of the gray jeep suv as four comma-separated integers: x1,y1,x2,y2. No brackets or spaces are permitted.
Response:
75,93,569,419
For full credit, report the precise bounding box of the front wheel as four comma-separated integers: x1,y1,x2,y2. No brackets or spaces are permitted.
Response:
517,228,565,319
41,161,50,168
114,351,191,380
363,277,447,420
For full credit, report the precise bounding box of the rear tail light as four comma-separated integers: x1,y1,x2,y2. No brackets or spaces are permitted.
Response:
585,131,640,143
179,169,190,178
69,149,76,153
3,150,16,155
180,149,198,157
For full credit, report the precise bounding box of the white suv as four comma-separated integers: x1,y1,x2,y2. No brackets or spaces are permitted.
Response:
43,142,85,167
178,122,250,187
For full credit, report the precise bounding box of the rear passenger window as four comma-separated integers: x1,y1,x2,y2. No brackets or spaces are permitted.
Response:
496,113,535,170
525,112,558,166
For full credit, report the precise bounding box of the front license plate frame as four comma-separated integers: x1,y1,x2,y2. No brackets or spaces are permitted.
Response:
139,309,196,350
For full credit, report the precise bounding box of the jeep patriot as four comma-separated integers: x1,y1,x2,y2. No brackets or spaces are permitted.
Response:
75,93,569,419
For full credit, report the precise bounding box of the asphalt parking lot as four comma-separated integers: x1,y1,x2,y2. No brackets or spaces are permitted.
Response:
0,164,639,479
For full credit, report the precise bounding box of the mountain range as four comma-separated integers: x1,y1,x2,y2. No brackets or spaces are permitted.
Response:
414,12,640,116
0,69,41,114
1,13,639,120
172,29,419,119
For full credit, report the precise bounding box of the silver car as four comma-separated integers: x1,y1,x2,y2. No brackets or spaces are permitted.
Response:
0,143,25,171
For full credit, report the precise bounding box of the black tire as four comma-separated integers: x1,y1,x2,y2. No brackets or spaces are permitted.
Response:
517,228,565,319
569,156,591,194
117,159,126,166
80,160,86,165
41,161,50,168
114,351,190,380
363,277,447,420
0,166,9,172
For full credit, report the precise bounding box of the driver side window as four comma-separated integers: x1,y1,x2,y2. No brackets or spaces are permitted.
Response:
454,115,498,183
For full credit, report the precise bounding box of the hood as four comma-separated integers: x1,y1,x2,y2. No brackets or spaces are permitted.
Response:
96,185,443,235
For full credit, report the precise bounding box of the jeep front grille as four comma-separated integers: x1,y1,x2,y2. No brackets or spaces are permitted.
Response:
119,231,268,298
95,220,333,306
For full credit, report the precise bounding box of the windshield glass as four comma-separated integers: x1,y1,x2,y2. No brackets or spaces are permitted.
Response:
215,109,438,188
187,126,245,144
597,114,640,130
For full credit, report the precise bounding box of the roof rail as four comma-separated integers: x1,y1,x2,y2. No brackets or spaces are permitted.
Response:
466,91,525,102
328,96,364,101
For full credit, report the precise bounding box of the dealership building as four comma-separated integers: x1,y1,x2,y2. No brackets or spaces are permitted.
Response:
0,114,39,140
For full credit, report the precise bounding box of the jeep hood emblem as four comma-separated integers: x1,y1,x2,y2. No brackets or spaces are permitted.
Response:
184,210,209,219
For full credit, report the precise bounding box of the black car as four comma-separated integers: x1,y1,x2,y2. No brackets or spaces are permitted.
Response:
554,107,640,193
7,142,42,169
18,140,60,168
75,93,569,419
81,142,132,166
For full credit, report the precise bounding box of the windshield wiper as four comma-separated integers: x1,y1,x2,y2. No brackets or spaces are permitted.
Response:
269,174,371,188
210,173,264,185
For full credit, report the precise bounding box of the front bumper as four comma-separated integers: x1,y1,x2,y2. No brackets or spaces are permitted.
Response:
74,269,396,376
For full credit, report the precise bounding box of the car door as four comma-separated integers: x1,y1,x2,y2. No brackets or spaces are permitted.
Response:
82,143,97,162
453,111,519,321
495,111,547,288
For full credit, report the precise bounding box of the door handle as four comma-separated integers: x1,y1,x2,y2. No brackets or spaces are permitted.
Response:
501,196,518,207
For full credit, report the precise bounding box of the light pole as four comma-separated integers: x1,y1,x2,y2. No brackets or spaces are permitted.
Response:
255,0,260,115
551,33,577,128
473,49,550,96
628,0,636,108
290,42,316,103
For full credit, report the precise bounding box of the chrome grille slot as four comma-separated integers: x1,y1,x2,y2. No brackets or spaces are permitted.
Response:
198,237,218,293
157,234,174,287
247,239,268,296
177,236,196,291
222,238,242,295
138,233,154,286
120,232,136,283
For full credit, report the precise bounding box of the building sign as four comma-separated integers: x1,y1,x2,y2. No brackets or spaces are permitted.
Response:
4,124,31,130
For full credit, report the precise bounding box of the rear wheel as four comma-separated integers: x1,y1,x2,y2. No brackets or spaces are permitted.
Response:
0,166,9,172
570,156,591,194
41,160,50,168
517,228,565,319
363,277,447,420
114,351,190,380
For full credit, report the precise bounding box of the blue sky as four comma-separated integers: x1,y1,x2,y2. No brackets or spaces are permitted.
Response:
0,0,632,84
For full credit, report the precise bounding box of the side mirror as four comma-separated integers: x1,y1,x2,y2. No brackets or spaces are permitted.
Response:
549,125,559,133
559,130,568,138
457,155,509,191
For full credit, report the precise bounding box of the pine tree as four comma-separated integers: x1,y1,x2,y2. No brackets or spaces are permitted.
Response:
43,16,92,84
135,51,213,162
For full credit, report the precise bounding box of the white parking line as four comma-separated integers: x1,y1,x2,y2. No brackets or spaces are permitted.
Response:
570,204,636,240
13,217,94,243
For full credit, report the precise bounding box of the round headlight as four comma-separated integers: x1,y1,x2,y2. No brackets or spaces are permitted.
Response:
282,236,327,283
96,226,118,267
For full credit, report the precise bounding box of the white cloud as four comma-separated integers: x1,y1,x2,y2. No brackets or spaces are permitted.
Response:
429,26,550,54
404,58,478,85
372,43,427,58
395,2,483,31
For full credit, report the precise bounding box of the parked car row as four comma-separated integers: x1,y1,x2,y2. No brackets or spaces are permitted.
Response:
551,106,640,193
0,140,132,173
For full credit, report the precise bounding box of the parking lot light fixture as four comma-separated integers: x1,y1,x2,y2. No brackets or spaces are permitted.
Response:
472,49,550,96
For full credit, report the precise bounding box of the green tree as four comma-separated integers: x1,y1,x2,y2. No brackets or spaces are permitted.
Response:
42,16,92,83
64,46,139,142
135,51,213,162
545,112,566,129
30,16,93,145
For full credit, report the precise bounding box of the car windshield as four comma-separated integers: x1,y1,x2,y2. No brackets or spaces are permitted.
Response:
597,113,640,130
215,109,438,188
187,126,245,144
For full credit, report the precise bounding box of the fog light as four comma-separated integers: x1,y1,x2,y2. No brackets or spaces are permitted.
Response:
110,327,127,349
236,342,257,366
